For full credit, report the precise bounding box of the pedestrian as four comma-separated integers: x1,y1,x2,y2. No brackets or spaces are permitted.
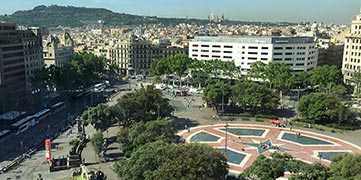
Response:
188,128,190,133
185,124,188,130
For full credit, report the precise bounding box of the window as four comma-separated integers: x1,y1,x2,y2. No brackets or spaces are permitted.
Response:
286,47,293,50
296,63,304,66
248,52,257,55
274,47,283,50
192,54,197,57
273,53,282,55
201,50,209,52
212,55,221,58
249,46,258,49
224,51,232,54
261,58,268,61
201,55,209,57
201,45,209,47
248,57,257,60
192,49,198,52
285,52,293,55
273,58,282,61
261,52,268,55
212,45,221,48
212,50,221,53
224,45,233,48
224,56,232,59
261,47,269,49
285,58,292,61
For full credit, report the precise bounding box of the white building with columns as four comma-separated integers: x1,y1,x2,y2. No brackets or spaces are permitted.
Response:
342,9,361,83
189,36,318,76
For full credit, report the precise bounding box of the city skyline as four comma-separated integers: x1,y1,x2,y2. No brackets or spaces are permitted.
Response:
0,0,360,25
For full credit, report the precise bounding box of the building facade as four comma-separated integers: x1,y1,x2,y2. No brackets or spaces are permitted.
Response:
318,44,344,69
0,22,27,98
19,27,44,93
342,10,361,83
108,37,187,75
189,36,318,76
43,32,74,67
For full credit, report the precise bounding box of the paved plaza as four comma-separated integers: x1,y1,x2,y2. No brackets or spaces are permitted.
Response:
179,124,361,174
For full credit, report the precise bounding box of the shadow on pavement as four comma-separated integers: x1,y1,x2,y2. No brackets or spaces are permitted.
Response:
174,117,200,130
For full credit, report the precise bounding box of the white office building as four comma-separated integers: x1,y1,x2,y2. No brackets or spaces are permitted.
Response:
342,9,361,83
189,36,318,75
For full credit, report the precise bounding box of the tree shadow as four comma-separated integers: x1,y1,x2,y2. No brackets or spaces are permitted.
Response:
274,109,296,118
106,152,123,160
174,117,200,130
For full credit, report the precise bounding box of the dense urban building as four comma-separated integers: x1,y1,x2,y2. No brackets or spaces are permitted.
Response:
318,44,344,68
342,10,361,83
0,22,27,98
43,32,74,67
189,36,318,76
108,37,187,75
19,27,44,93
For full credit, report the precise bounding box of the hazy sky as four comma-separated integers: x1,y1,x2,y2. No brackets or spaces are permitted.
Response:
0,0,360,25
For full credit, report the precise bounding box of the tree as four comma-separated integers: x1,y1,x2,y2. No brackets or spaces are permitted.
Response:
152,143,228,180
117,119,180,157
298,93,354,124
115,140,175,180
115,141,228,180
294,71,310,88
90,131,104,155
81,103,113,131
329,153,361,180
266,62,293,90
112,87,173,127
169,53,194,86
240,153,299,180
349,70,361,97
247,61,267,82
203,81,231,112
289,162,330,180
310,65,342,92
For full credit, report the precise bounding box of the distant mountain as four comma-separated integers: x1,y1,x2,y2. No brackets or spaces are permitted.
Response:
0,5,294,27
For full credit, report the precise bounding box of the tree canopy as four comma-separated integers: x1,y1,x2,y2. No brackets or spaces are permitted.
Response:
111,87,173,127
90,131,104,155
298,93,354,124
329,153,361,180
117,119,179,157
310,65,342,93
81,103,113,131
115,141,228,180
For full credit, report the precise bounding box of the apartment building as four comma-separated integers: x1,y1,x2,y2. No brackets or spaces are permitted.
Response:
108,37,187,75
342,10,361,83
0,22,27,98
43,32,74,67
19,27,44,92
189,36,318,76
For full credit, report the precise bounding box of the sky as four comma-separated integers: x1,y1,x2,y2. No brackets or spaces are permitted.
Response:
0,0,360,25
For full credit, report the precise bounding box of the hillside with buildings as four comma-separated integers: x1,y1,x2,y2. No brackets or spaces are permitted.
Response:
0,5,295,27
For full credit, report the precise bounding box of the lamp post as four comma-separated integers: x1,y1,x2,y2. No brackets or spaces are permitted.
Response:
221,85,228,153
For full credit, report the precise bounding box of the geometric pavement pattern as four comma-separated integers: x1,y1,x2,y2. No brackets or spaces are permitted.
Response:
179,124,361,174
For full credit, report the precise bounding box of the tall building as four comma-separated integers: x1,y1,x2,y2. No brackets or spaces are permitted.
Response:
107,37,187,75
189,36,318,76
108,37,152,75
342,9,361,83
0,22,26,98
0,22,44,112
19,27,44,93
43,32,74,67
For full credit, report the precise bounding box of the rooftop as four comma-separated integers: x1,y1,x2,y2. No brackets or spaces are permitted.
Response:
193,36,315,44
0,111,26,121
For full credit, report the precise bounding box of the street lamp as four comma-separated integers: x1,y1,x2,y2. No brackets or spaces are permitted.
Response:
221,85,228,153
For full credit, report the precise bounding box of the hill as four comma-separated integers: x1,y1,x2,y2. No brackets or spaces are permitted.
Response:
0,5,294,27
